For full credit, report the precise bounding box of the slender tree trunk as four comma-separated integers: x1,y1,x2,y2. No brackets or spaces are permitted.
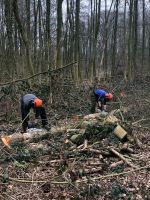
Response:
141,0,145,70
111,0,119,76
33,0,38,66
127,0,133,81
104,0,108,75
38,0,43,82
74,0,80,84
123,0,127,80
92,0,101,78
132,0,138,78
4,0,15,76
46,0,51,70
56,0,63,68
26,0,30,41
46,0,52,101
12,0,34,75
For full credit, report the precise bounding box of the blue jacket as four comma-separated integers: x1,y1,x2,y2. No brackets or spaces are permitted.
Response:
94,89,107,105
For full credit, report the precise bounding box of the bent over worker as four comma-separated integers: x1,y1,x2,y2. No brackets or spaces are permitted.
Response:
21,93,48,133
90,89,113,113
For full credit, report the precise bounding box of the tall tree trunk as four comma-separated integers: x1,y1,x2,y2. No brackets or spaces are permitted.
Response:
74,0,80,84
141,0,145,70
66,0,75,79
12,0,34,75
46,0,51,70
149,35,150,68
38,0,43,82
98,0,114,79
46,0,52,101
104,0,108,75
132,0,138,78
33,0,38,66
127,0,133,81
56,0,63,68
4,0,15,76
26,0,30,41
92,0,101,78
111,0,119,77
123,0,127,80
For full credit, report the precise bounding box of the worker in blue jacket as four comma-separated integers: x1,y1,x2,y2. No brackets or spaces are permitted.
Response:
90,89,113,113
21,94,48,133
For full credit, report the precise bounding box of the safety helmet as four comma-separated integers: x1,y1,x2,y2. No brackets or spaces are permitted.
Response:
105,93,113,100
34,98,43,107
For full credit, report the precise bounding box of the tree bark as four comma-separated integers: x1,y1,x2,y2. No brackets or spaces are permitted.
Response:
56,0,63,68
12,0,34,75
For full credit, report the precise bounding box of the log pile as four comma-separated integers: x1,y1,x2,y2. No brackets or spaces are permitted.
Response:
1,110,132,148
50,111,130,145
0,110,145,181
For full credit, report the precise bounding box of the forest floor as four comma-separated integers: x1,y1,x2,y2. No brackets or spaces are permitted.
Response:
0,76,150,200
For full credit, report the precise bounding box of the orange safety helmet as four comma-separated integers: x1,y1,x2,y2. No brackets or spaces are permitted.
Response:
105,93,113,100
34,98,43,107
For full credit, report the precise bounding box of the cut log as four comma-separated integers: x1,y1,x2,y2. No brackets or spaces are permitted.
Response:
51,126,67,135
1,128,49,147
70,134,84,145
83,112,106,120
113,125,127,140
105,115,119,124
110,160,124,168
80,120,97,129
120,143,134,153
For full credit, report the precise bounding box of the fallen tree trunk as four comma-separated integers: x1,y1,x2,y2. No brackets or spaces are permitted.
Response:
1,128,49,147
1,111,134,150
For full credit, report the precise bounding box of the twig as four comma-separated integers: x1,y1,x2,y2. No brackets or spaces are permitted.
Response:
117,97,124,121
132,118,149,125
0,61,78,86
0,164,149,184
109,148,138,169
76,164,150,183
28,170,36,200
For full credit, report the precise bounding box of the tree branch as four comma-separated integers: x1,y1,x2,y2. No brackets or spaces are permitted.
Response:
0,61,78,86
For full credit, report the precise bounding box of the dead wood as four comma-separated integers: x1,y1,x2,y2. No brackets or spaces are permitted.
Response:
83,167,102,174
0,61,78,86
113,124,127,140
1,129,49,147
73,147,109,157
109,148,138,169
51,126,67,135
119,143,134,153
132,134,142,148
83,113,106,120
110,160,124,168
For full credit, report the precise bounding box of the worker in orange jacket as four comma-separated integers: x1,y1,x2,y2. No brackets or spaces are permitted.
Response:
21,94,48,132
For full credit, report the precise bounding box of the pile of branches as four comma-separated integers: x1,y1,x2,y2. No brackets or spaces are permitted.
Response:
0,110,149,199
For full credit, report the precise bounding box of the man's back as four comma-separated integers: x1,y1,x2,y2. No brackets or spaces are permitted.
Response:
22,94,37,107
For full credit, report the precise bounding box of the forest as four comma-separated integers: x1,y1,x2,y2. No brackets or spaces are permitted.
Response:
0,0,150,199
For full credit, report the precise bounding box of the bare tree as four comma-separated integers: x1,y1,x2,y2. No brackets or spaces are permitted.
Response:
4,0,15,76
56,0,63,68
12,0,34,75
